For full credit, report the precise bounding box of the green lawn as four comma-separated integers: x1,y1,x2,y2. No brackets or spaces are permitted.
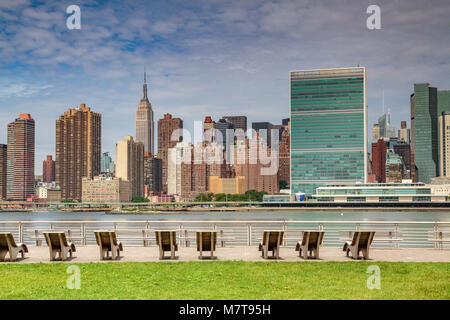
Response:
0,261,448,300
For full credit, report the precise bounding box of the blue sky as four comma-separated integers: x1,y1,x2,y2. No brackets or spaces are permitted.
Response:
1,0,450,173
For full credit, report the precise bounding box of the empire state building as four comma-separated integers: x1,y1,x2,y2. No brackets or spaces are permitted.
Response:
135,71,154,154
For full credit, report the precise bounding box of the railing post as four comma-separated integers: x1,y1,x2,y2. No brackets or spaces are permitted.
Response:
394,223,399,249
434,223,439,249
179,223,182,247
146,221,150,246
82,223,86,246
282,221,287,246
19,222,23,243
247,224,252,246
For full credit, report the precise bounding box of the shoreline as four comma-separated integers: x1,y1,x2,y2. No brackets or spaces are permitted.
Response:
1,206,449,214
107,206,450,214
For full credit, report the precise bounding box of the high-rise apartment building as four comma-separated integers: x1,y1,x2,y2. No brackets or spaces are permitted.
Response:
144,152,162,193
438,91,450,177
42,155,55,183
278,127,290,185
252,122,274,148
385,151,404,183
101,152,115,173
371,139,387,183
7,114,35,201
439,111,450,177
394,142,412,179
135,71,154,154
214,119,234,150
233,138,279,195
222,116,247,133
0,144,7,199
56,104,101,200
168,142,236,200
398,121,410,144
167,142,191,196
290,67,367,196
372,124,380,141
115,136,144,198
158,113,183,193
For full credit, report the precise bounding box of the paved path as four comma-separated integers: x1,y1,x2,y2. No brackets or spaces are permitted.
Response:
2,246,449,263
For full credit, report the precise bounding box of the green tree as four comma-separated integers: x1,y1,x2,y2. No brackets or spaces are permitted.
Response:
214,193,226,202
279,180,288,190
131,196,149,203
195,193,213,202
244,190,267,202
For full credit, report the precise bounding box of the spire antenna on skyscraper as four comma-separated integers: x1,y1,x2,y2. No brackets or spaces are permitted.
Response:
142,66,148,102
136,65,154,155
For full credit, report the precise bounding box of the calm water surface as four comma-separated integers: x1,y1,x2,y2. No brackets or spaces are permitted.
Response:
0,210,449,222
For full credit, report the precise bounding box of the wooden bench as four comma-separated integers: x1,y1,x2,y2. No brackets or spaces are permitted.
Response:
183,230,230,247
339,230,403,247
27,229,83,246
428,231,450,248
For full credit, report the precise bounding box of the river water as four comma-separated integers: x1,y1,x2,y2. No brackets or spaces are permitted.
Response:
0,210,449,222
1,210,449,248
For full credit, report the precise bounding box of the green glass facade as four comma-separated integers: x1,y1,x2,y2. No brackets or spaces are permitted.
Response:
412,85,450,183
290,68,367,196
412,84,438,183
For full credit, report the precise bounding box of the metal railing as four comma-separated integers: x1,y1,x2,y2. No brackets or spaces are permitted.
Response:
0,220,449,248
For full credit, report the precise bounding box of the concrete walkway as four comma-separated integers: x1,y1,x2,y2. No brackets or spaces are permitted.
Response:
2,246,449,263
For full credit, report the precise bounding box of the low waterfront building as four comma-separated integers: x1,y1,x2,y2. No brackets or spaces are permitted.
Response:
82,175,131,203
428,176,450,197
209,176,246,194
35,182,62,202
263,194,292,202
312,183,446,202
149,194,173,203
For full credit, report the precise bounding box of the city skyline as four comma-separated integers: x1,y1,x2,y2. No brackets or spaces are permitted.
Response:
1,0,449,174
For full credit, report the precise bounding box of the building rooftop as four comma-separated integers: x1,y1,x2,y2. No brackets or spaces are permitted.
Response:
18,113,32,120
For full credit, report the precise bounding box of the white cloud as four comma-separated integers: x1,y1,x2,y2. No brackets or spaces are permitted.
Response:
0,83,53,98
0,0,449,171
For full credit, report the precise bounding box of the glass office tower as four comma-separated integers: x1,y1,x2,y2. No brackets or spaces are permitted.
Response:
411,83,438,184
290,67,367,196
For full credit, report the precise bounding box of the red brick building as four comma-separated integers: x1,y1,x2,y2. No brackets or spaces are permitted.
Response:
43,155,55,183
371,139,387,183
158,113,183,193
278,128,290,186
234,138,279,195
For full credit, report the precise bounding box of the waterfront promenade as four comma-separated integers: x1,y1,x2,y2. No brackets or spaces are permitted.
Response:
3,246,450,264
